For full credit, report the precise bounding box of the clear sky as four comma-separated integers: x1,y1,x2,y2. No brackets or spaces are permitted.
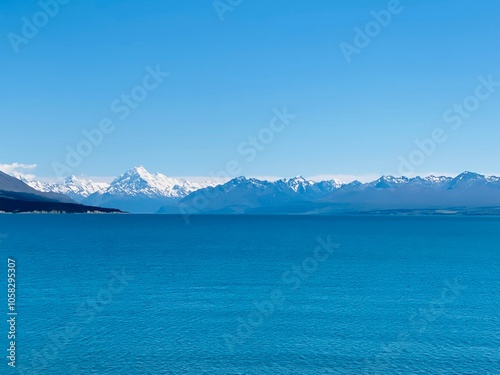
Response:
1,0,499,181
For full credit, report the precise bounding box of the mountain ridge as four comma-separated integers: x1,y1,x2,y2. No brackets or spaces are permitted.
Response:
18,167,500,215
169,171,500,215
0,171,122,214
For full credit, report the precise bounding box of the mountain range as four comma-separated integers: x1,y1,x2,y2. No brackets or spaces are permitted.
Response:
23,166,216,213
0,171,121,214
171,172,500,215
16,166,500,215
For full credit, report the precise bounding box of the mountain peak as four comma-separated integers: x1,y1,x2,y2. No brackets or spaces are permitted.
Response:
450,171,486,184
21,169,500,214
447,172,487,190
280,176,312,193
455,171,484,179
127,165,149,175
374,175,409,189
230,176,249,183
378,175,409,182
113,166,156,184
64,175,82,184
288,176,310,183
104,167,217,199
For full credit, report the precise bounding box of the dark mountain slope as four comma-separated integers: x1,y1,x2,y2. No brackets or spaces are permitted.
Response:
0,170,74,203
0,171,122,213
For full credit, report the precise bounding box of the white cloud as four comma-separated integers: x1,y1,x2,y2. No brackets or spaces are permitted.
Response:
0,163,38,180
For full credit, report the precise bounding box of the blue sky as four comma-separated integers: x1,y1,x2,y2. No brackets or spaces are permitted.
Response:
1,0,499,181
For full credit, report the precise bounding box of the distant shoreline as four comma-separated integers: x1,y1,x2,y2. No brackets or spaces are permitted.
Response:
3,210,500,217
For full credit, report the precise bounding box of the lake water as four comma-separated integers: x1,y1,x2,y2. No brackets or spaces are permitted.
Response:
0,215,499,374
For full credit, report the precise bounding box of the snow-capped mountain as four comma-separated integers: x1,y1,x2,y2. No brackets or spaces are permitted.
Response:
1,171,74,204
23,168,500,215
164,175,346,215
23,166,217,212
82,166,217,213
276,176,343,197
447,171,488,190
170,177,300,215
24,176,109,203
0,170,120,213
103,166,213,198
163,172,500,215
279,176,314,193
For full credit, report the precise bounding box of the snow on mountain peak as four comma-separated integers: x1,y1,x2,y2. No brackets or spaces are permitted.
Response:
22,169,500,213
316,179,343,189
107,166,216,198
131,165,149,176
486,175,500,183
24,175,109,201
64,175,79,184
447,171,488,190
373,175,409,189
280,176,313,192
455,171,484,180
287,176,309,183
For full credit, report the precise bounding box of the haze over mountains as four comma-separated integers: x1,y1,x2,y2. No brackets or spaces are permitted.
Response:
15,166,500,215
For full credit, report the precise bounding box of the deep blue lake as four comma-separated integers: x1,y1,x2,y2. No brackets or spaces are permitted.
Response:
0,215,499,374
